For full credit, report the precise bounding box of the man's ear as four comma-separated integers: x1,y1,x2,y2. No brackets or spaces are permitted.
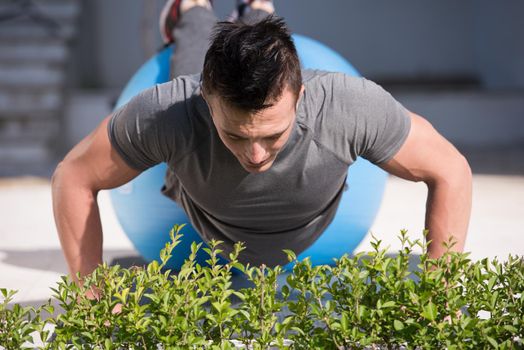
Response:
296,84,305,109
200,85,207,101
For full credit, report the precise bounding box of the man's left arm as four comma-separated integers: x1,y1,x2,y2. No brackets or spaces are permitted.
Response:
379,111,472,259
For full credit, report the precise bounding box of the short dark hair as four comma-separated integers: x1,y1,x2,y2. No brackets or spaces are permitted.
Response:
202,16,302,113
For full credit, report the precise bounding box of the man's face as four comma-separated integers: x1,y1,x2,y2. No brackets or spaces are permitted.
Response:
204,85,303,173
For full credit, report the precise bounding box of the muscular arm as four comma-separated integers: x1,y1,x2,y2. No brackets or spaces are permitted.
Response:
379,111,472,259
52,116,141,282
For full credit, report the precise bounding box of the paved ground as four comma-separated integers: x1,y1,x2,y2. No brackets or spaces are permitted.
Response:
1,167,523,309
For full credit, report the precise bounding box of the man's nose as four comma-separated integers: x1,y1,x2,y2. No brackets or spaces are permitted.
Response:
247,141,267,164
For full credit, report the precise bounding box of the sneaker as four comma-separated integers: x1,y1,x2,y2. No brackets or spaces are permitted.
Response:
159,0,213,45
159,0,183,44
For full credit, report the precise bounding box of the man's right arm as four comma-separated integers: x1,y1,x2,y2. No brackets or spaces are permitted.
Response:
52,115,141,283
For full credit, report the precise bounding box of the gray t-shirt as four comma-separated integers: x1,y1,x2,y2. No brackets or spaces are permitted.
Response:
108,70,411,266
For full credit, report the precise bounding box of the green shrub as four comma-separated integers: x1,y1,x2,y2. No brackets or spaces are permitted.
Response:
0,288,53,349
1,226,523,349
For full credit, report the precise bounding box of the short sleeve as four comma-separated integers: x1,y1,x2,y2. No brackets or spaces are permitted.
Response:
107,86,172,171
333,74,411,164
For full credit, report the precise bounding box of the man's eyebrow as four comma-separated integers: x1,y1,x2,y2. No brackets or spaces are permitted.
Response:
224,128,288,139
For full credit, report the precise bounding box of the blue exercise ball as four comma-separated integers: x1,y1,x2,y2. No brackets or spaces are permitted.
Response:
110,34,387,270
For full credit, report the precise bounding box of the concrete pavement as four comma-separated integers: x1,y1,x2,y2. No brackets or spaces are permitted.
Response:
0,173,523,308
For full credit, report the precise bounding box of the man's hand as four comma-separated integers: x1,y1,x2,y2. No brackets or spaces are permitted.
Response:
379,111,472,259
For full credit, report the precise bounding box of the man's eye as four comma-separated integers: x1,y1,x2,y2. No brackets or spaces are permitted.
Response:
267,134,283,141
227,134,241,141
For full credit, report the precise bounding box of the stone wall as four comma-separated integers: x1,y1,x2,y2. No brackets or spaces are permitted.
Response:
0,0,79,170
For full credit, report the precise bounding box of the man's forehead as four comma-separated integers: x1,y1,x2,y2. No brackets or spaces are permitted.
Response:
221,118,291,136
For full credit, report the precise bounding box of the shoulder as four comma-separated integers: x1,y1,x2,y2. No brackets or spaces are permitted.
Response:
128,73,202,111
109,74,209,165
298,70,409,164
300,69,401,118
112,73,204,126
301,69,384,99
299,70,385,127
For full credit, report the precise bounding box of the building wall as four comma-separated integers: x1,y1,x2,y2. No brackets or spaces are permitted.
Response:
65,0,523,151
278,0,477,81
472,0,524,89
70,0,524,90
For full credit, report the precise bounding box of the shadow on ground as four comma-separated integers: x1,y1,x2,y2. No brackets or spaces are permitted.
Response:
1,245,424,270
6,252,423,317
0,249,140,274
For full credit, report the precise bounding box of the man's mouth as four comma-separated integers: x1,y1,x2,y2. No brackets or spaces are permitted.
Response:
245,158,271,168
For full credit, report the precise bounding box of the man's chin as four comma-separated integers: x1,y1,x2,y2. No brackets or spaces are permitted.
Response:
241,160,274,173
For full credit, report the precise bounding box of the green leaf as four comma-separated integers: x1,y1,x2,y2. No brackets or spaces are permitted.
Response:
159,314,167,327
231,262,245,273
291,326,305,336
490,291,499,308
282,316,293,325
341,313,349,331
503,325,518,333
358,270,369,279
44,304,55,315
281,285,290,297
325,300,333,312
486,336,498,349
421,301,437,321
147,260,160,274
357,305,367,320
283,249,297,261
381,301,396,308
393,319,404,331
405,318,416,325
486,275,498,291
81,331,93,340
117,288,130,304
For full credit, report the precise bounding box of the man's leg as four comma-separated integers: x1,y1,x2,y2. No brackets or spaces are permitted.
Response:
160,0,217,79
236,0,275,24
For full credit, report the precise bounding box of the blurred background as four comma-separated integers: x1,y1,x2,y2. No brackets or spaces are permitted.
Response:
0,0,522,307
0,0,523,175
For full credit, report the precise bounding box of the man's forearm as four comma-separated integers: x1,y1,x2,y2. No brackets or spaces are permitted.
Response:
52,165,104,282
424,163,472,259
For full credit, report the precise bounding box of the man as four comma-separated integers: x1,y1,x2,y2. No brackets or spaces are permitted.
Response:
52,0,472,281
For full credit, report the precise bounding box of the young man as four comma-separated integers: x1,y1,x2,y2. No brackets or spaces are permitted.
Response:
52,0,472,281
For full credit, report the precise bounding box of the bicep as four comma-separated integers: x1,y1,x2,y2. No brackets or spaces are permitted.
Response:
57,115,141,191
378,111,470,185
